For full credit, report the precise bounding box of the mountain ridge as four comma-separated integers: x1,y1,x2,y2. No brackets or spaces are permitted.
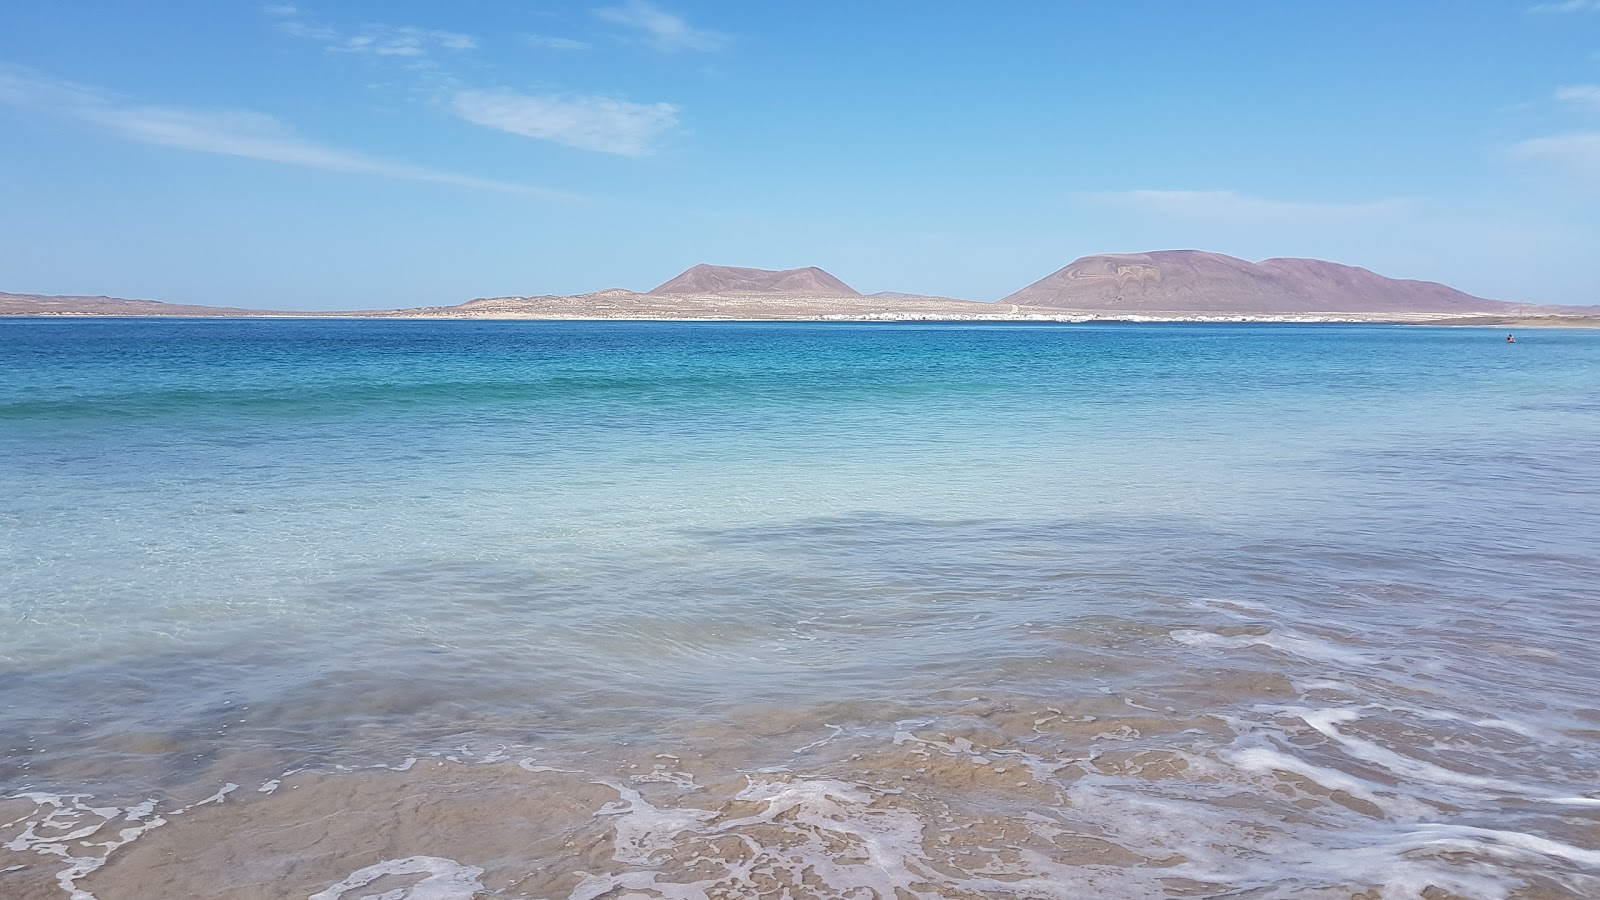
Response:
1000,250,1521,314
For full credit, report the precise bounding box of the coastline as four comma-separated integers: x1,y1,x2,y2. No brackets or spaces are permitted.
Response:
366,295,1600,326
7,288,1597,326
6,310,1599,326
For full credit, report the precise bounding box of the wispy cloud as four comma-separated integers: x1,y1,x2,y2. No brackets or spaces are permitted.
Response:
593,1,727,52
1555,84,1600,110
524,34,592,51
452,89,679,156
0,68,564,198
291,23,476,56
1528,0,1600,11
270,6,476,58
1513,133,1600,182
1086,189,1410,223
337,26,476,56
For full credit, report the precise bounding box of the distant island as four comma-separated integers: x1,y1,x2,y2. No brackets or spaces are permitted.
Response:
1003,250,1525,315
4,251,1595,325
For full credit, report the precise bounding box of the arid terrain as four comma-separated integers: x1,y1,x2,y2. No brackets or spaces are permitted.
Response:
0,292,316,317
1002,250,1546,315
647,264,861,297
5,255,1596,325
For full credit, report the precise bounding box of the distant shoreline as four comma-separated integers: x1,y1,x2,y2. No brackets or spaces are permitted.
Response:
10,253,1595,326
5,311,1599,327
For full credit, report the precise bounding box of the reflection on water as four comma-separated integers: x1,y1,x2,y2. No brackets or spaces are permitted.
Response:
2,320,1598,898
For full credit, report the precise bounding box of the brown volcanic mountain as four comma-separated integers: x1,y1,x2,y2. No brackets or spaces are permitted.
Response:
649,264,860,296
1001,251,1519,314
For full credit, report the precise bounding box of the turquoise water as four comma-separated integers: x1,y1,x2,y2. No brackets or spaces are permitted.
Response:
2,319,1598,899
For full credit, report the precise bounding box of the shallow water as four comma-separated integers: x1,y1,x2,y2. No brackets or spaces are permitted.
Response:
1,319,1598,898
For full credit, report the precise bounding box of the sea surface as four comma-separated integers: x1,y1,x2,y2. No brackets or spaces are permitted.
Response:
2,318,1598,899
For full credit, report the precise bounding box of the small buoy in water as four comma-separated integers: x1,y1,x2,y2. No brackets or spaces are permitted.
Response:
1507,334,1516,343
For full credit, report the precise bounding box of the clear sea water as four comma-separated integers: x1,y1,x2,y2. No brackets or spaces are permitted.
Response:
2,318,1598,899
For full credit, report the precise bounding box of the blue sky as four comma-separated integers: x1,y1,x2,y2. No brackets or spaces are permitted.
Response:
2,1,1598,309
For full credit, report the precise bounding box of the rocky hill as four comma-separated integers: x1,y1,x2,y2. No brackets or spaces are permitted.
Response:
1000,251,1519,314
648,265,860,297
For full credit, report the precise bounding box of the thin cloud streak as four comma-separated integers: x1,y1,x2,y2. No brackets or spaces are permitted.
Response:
524,34,592,51
593,1,728,52
1086,189,1411,223
333,26,476,57
1555,85,1600,110
287,23,477,57
1513,133,1600,181
452,88,679,156
0,68,567,199
270,7,476,58
1528,0,1600,11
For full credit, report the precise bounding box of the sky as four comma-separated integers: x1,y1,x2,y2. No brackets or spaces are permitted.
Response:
1,1,1598,309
